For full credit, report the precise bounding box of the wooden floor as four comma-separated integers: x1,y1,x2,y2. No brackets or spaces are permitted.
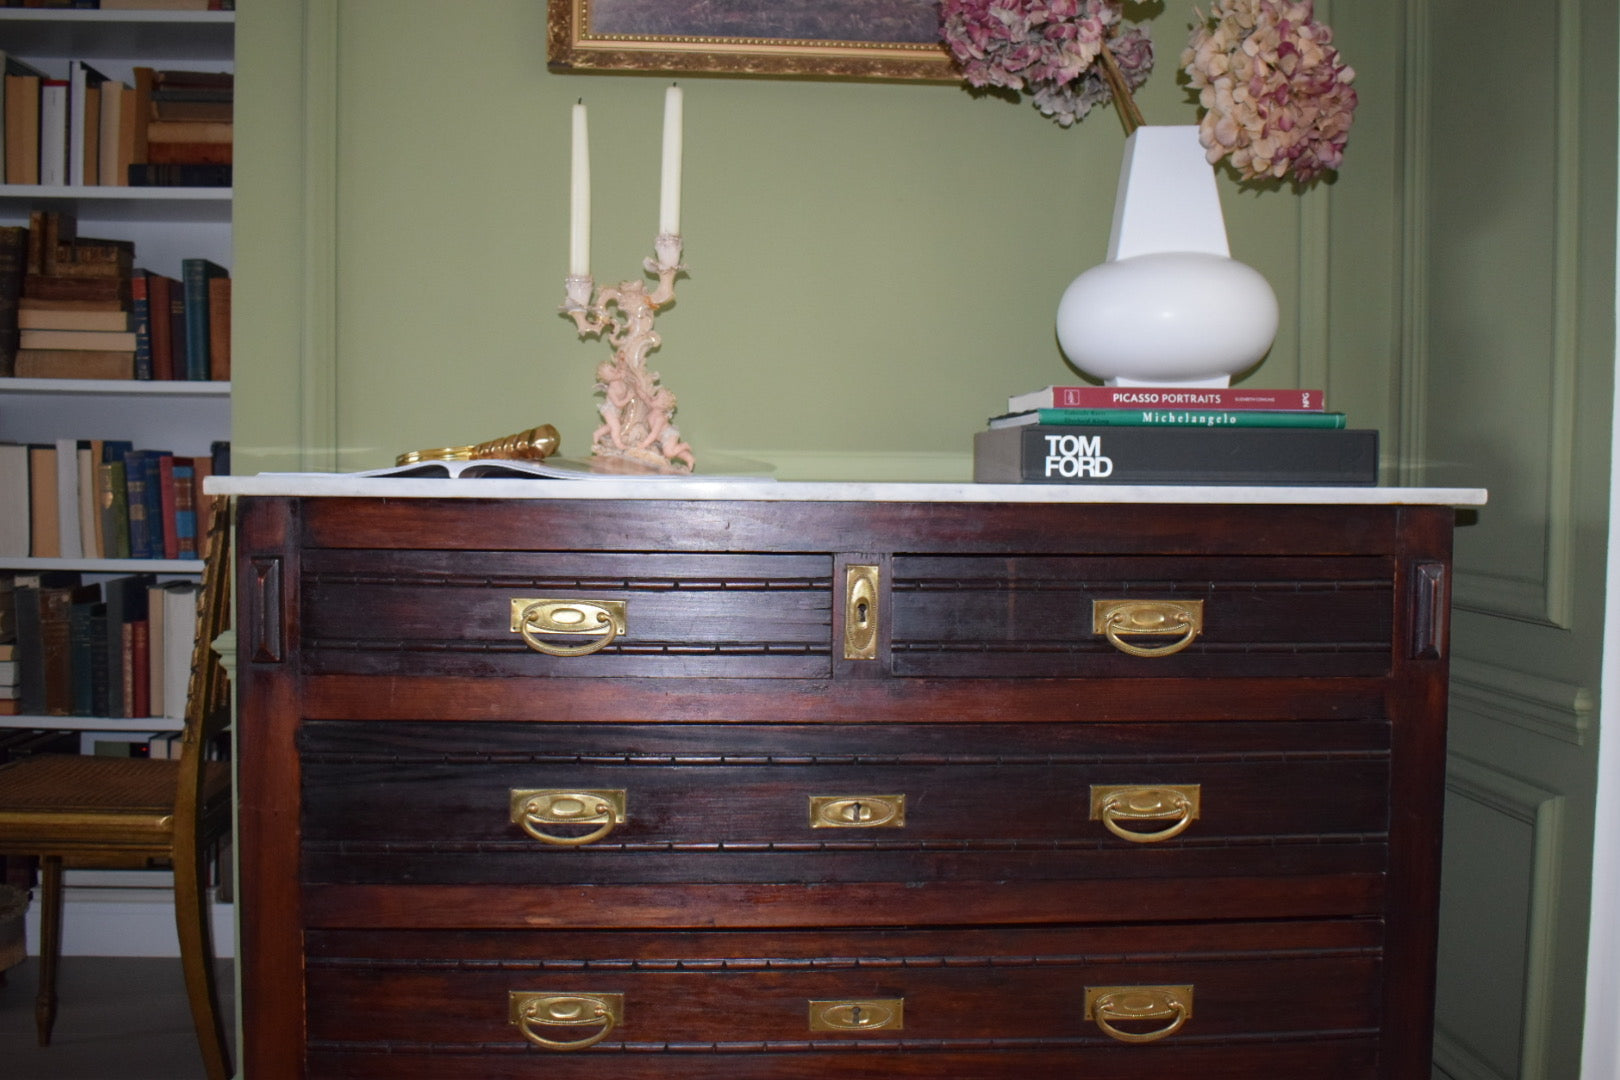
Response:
0,956,234,1079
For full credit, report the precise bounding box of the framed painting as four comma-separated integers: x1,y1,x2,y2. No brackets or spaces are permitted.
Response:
547,0,959,81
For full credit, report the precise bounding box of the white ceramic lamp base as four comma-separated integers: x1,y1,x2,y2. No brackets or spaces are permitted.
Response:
1055,126,1279,388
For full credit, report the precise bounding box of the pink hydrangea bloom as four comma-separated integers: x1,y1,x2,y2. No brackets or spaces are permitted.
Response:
940,0,1154,127
1181,0,1357,181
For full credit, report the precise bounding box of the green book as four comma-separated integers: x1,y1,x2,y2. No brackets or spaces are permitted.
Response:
988,407,1348,430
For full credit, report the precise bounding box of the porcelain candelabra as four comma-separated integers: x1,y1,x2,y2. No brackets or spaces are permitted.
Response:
562,233,694,473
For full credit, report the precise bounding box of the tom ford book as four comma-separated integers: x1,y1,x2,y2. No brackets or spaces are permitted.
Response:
973,425,1379,486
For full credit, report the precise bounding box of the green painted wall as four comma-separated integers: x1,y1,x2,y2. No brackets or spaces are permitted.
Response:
233,0,1364,480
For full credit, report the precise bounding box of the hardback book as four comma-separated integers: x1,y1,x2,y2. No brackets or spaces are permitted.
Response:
53,437,81,559
18,304,131,331
148,271,178,378
0,225,25,376
23,274,130,304
988,408,1348,430
146,120,232,144
101,574,153,719
14,349,136,380
18,327,138,351
27,444,59,557
208,274,230,379
151,99,232,123
127,163,231,187
68,59,110,187
40,581,97,716
1006,385,1327,413
10,572,89,715
148,141,232,165
181,258,227,379
38,78,69,187
0,443,28,557
160,580,200,719
972,425,1380,486
68,588,101,716
3,69,42,185
97,457,131,560
156,452,179,560
97,79,128,186
146,578,166,718
77,439,102,558
131,270,153,378
124,449,150,558
172,461,197,558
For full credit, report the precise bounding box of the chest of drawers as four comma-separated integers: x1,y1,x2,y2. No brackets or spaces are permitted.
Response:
229,483,1475,1078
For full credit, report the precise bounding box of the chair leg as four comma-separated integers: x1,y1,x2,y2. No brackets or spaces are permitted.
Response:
35,856,63,1047
174,840,231,1080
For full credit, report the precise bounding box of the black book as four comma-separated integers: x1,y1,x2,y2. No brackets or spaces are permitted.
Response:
12,571,82,716
973,425,1380,486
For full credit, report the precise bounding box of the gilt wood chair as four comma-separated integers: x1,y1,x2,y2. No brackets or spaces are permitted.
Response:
0,495,233,1080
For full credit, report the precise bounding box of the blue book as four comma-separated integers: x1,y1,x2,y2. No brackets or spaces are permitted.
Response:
124,451,150,559
172,463,197,559
142,452,169,559
181,258,228,380
131,271,153,380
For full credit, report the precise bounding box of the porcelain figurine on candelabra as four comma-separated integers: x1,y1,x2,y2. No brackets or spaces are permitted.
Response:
562,233,694,473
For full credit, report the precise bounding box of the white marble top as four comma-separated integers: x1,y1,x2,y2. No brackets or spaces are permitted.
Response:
205,474,1487,506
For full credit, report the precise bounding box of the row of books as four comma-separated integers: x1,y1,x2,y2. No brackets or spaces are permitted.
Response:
0,570,199,720
1,2,234,9
2,61,231,188
0,213,231,379
0,438,229,560
973,383,1378,485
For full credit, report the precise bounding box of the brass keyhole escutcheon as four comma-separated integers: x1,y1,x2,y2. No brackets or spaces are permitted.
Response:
808,998,904,1032
809,794,906,829
844,565,880,660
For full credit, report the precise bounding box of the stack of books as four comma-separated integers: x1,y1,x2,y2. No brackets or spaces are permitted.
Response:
974,384,1379,485
2,59,231,188
0,211,230,380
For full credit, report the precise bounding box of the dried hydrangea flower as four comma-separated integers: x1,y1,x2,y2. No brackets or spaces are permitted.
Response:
941,0,1155,127
1181,0,1357,181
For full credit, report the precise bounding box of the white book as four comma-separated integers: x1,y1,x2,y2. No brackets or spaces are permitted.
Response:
68,60,108,187
54,437,82,559
98,80,126,186
162,581,201,720
0,443,28,557
39,79,68,186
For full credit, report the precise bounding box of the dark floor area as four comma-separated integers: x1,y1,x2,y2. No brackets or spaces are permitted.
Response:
0,956,234,1079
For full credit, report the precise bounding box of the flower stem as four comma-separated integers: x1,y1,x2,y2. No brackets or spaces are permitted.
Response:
1097,41,1145,137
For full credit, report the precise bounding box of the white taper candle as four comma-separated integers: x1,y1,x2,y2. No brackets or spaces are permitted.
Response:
570,100,591,277
659,84,683,236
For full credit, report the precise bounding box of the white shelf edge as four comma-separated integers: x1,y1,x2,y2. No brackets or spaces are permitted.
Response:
0,556,204,572
0,183,231,200
0,377,230,395
0,715,184,732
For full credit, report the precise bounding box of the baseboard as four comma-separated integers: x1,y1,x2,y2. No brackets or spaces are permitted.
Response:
21,888,235,959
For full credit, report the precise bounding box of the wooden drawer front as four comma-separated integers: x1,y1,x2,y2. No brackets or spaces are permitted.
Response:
891,555,1393,678
300,549,834,678
304,922,1380,1074
301,721,1388,891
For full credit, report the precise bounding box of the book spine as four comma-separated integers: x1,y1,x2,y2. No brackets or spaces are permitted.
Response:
1010,387,1328,412
972,426,1380,486
157,452,178,559
98,458,130,559
126,163,231,187
13,583,45,715
0,226,25,377
68,594,97,716
124,450,149,558
181,259,212,379
131,271,153,379
1003,409,1348,429
142,451,166,558
40,586,74,716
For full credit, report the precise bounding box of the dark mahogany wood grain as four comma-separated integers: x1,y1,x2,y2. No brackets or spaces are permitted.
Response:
234,495,1454,1079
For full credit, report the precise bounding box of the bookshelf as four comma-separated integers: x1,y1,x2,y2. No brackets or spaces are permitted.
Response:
0,6,233,960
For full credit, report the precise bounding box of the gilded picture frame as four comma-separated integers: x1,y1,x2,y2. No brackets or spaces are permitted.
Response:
547,0,958,81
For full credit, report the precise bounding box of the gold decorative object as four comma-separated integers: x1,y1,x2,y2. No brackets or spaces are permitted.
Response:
508,992,624,1051
1084,985,1195,1044
1092,599,1205,657
1090,784,1202,844
809,795,906,829
808,999,906,1033
509,598,628,657
562,233,695,473
843,565,881,661
509,788,627,847
395,424,560,467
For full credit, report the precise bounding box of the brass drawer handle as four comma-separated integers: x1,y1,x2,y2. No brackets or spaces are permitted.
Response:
509,598,627,657
1090,784,1201,843
809,794,906,829
509,992,622,1051
1093,599,1204,658
1085,985,1194,1044
809,998,905,1032
510,789,627,846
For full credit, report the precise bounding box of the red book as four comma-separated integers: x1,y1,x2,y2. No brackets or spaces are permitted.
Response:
157,453,179,560
1006,386,1327,413
147,272,177,379
130,618,149,719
